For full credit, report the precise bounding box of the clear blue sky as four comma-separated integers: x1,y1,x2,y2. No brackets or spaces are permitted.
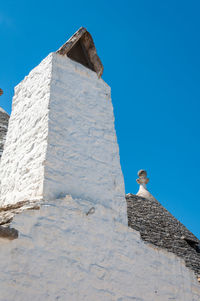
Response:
0,0,199,238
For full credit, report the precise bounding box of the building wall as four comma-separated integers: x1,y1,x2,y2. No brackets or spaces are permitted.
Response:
44,53,127,224
0,196,200,301
0,54,52,206
0,53,127,225
0,52,199,300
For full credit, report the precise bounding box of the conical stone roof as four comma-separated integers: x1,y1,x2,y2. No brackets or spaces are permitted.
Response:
0,107,9,159
126,170,200,277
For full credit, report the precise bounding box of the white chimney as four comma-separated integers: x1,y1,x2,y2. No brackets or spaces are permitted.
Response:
0,28,127,225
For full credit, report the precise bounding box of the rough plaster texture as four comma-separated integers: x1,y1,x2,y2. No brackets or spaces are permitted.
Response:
0,53,126,224
0,51,200,300
0,196,200,301
44,53,126,224
0,108,9,159
0,54,52,206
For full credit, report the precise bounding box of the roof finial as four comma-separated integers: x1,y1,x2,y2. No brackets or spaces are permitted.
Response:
136,169,154,200
136,169,149,190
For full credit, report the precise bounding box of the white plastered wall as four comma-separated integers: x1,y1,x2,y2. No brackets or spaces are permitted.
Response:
0,54,52,206
0,196,200,301
0,53,127,224
44,53,127,224
0,52,199,301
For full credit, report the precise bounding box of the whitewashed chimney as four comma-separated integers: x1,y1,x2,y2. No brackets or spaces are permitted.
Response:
0,28,127,224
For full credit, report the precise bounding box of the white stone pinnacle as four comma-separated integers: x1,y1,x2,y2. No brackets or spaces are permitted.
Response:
136,169,155,200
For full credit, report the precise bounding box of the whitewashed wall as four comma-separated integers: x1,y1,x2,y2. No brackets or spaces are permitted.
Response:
0,52,199,301
0,196,199,301
0,54,52,206
44,54,127,224
0,53,127,224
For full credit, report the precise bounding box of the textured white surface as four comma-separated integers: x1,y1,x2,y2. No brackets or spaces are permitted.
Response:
136,185,156,200
0,53,127,224
0,196,199,301
44,53,127,224
0,54,52,206
0,52,199,301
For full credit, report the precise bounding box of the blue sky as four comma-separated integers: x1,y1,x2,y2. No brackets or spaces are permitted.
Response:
0,0,199,238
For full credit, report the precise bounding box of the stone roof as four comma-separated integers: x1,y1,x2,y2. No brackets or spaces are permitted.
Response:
56,27,103,78
126,170,200,277
0,108,9,159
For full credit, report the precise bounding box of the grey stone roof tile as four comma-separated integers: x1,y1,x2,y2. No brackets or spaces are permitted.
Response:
126,193,200,276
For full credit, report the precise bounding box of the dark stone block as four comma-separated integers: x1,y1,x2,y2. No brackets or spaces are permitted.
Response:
0,225,18,240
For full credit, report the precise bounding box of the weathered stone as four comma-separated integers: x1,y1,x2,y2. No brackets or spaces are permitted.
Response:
0,108,9,159
126,193,200,276
57,27,103,77
0,225,18,239
0,200,40,225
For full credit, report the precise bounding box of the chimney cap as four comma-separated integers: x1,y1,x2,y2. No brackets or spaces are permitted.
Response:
56,27,103,78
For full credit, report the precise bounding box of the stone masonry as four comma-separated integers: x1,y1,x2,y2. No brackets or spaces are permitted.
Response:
0,108,9,159
126,170,200,277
